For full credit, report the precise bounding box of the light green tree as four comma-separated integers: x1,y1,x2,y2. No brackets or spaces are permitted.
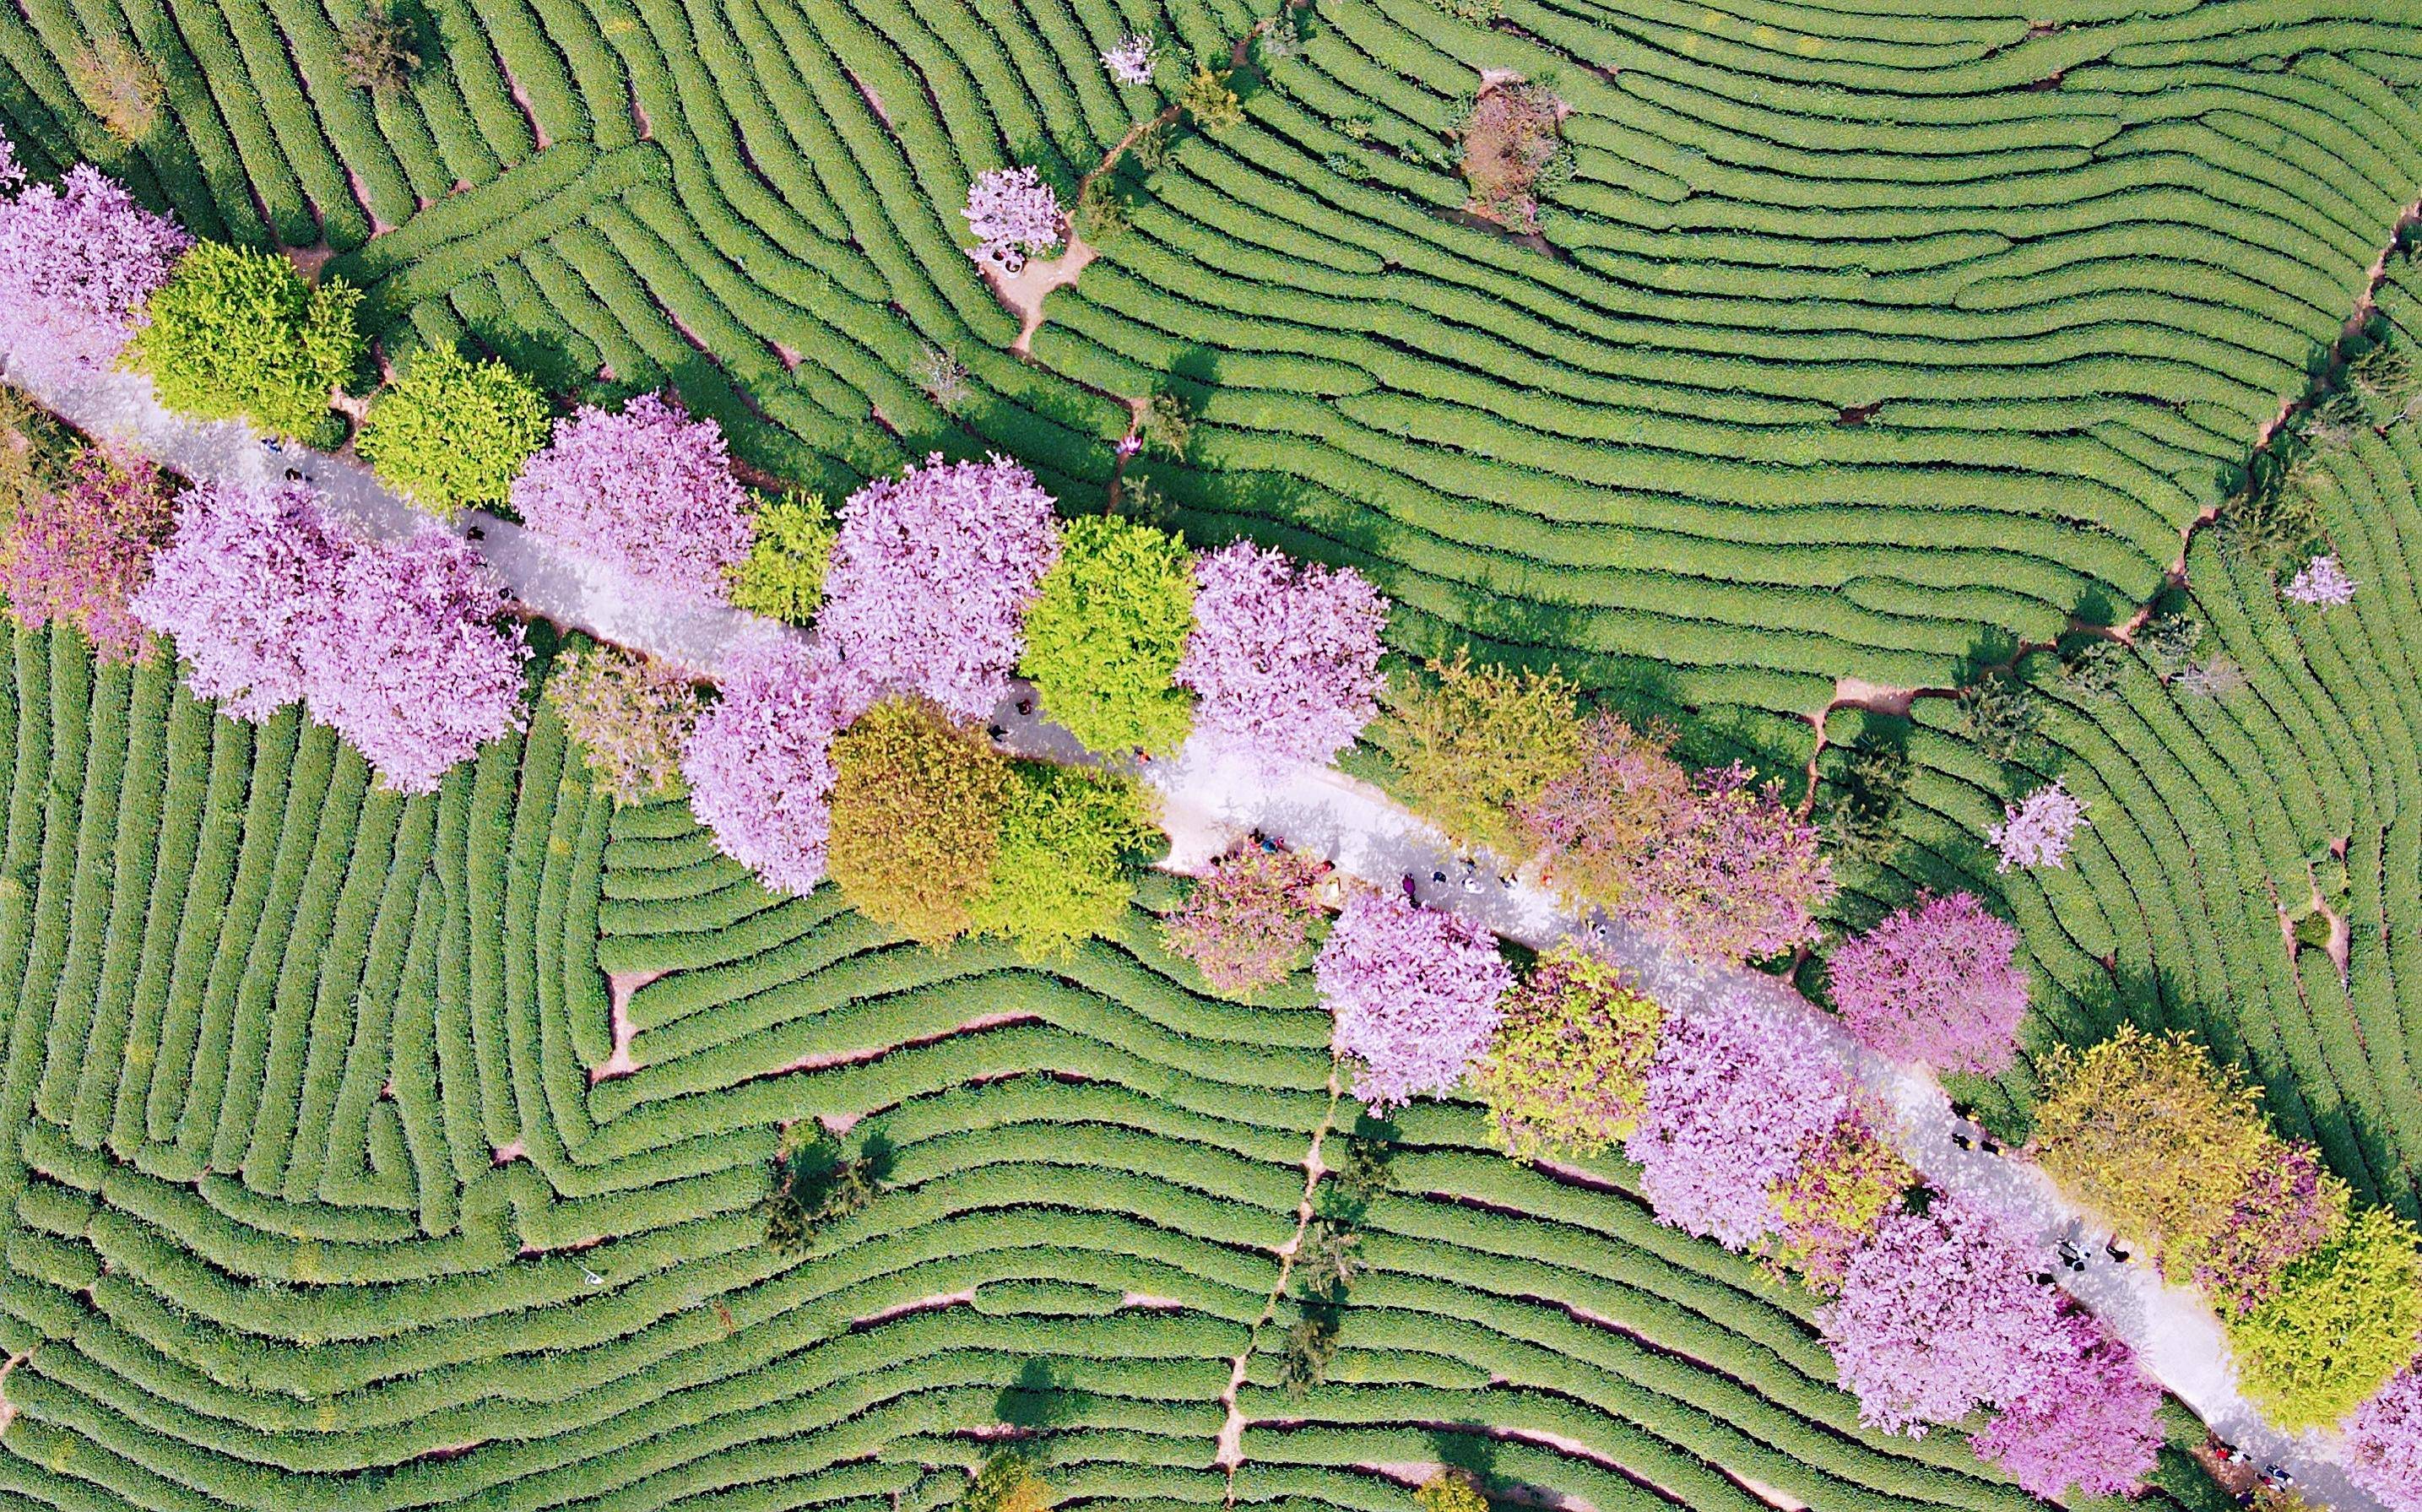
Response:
1018,515,1196,756
1384,648,1583,859
972,762,1159,961
723,491,835,625
358,345,550,518
127,242,362,442
2230,1207,2422,1428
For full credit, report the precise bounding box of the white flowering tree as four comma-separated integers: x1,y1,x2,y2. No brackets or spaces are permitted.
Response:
1102,33,1157,84
2282,554,2355,606
1990,780,2089,872
962,166,1062,272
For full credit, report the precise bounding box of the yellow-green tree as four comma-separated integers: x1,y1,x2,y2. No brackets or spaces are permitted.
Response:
1473,946,1661,1160
358,345,550,518
1017,515,1196,755
826,696,1008,946
960,1452,1052,1512
1384,648,1583,859
970,763,1160,961
2230,1206,2422,1428
1414,1468,1487,1512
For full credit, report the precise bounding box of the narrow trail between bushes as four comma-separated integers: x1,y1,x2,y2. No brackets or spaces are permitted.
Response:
0,353,2388,1510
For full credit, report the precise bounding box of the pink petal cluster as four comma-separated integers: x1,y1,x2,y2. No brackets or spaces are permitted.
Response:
0,447,172,663
681,637,874,896
1989,779,2087,872
1626,999,1847,1249
962,166,1063,272
1619,763,1834,963
1817,1194,2073,1436
1161,844,1327,997
1970,1304,2164,1500
509,392,750,599
1316,889,1510,1111
1176,541,1387,772
820,453,1061,720
0,161,191,387
1102,34,1158,84
1828,891,2029,1075
2283,553,2355,606
133,480,527,792
2347,1364,2422,1512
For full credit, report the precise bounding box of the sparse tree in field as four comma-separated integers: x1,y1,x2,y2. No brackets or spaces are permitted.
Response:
1988,779,2087,870
958,1453,1053,1512
0,154,190,387
0,447,173,663
1175,539,1387,772
1076,173,1130,241
1018,514,1195,756
1455,82,1563,230
357,344,550,518
127,242,362,442
1101,32,1158,85
1295,1215,1360,1296
826,695,1011,946
2174,655,2246,698
970,762,1157,961
1821,736,1910,868
511,391,751,599
1474,946,1662,1160
913,344,969,411
70,37,165,145
1275,1308,1340,1397
2282,553,2355,606
1827,891,2029,1075
681,637,872,895
1388,648,1585,860
2347,1364,2422,1512
338,3,420,93
2138,610,2203,680
1180,62,1242,132
2060,637,2128,704
1953,671,2040,763
759,1123,888,1255
1137,388,1191,459
547,643,699,805
821,453,1061,720
1415,1469,1487,1512
723,490,834,625
1160,843,1326,997
962,166,1062,271
1316,889,1510,1111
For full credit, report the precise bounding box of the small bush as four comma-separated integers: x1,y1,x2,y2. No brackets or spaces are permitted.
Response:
356,345,549,518
1181,63,1242,132
547,644,699,804
723,491,834,625
339,3,420,92
70,38,164,145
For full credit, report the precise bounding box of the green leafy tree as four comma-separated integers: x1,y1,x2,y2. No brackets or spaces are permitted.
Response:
338,3,420,92
1181,62,1243,131
826,696,1009,946
723,491,835,625
1474,946,1662,1160
1018,515,1196,755
357,345,549,518
1416,1469,1488,1512
2230,1207,2422,1428
970,762,1159,961
1384,648,1584,859
1953,671,2040,763
127,242,362,442
1822,737,1910,868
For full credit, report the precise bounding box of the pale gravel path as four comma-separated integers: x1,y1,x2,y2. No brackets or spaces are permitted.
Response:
8,357,2382,1511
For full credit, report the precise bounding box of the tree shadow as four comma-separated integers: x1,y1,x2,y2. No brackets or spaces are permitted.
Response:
1423,1423,1499,1491
994,1357,1091,1431
463,319,587,401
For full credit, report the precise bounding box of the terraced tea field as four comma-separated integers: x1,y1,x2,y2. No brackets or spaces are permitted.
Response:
0,625,2235,1509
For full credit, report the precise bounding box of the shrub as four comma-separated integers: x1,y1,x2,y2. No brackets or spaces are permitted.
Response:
822,453,1061,720
1415,1470,1487,1512
826,696,1010,946
1827,891,2029,1074
547,644,699,805
1474,946,1661,1160
1181,63,1243,131
2347,1365,2422,1512
1160,844,1326,997
1953,672,2040,762
971,762,1157,961
723,491,833,625
1457,82,1563,230
1970,1305,2164,1500
1175,540,1387,772
1821,737,1909,867
1519,710,1688,906
1388,648,1584,859
959,1453,1052,1512
681,638,870,896
1317,889,1510,1111
0,160,191,387
1989,779,2087,870
0,446,173,663
338,3,420,92
1761,1108,1912,1293
759,1123,889,1255
1018,514,1195,756
510,392,751,599
356,345,550,518
2230,1207,2422,1428
1627,999,1846,1249
69,38,164,144
127,242,362,442
962,166,1061,272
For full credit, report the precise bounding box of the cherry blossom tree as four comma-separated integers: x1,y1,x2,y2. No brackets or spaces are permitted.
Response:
2347,1365,2422,1512
1161,844,1327,997
0,157,190,387
1817,1192,2072,1435
962,166,1063,272
1971,1304,2164,1501
681,637,873,897
133,479,344,719
509,391,751,599
1618,763,1834,963
0,447,173,663
1763,1107,1913,1293
1827,891,2029,1074
1175,540,1387,772
1102,33,1158,84
2181,1139,2350,1316
1626,1000,1847,1249
1316,889,1510,1111
819,453,1061,720
1989,779,2088,871
2282,554,2355,606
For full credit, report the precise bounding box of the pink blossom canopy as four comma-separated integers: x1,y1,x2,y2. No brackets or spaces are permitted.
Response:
509,392,750,599
0,160,191,387
1989,779,2088,872
0,447,171,663
1970,1305,2164,1502
819,453,1061,720
681,637,875,896
2347,1364,2422,1512
132,480,344,720
1175,541,1387,772
1625,999,1847,1249
1828,891,2029,1075
1316,890,1510,1111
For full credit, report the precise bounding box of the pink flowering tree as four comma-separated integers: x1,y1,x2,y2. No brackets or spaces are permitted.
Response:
2283,554,2355,606
509,392,750,599
1817,1193,2071,1434
133,480,528,792
2187,1140,2350,1316
1316,889,1511,1111
2347,1365,2422,1512
962,166,1063,272
1827,892,2029,1074
1161,844,1327,997
1971,1305,2164,1501
819,453,1061,720
0,447,173,663
0,157,191,387
682,637,874,896
1625,999,1847,1249
1628,764,1834,963
1175,541,1388,772
1989,779,2089,871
